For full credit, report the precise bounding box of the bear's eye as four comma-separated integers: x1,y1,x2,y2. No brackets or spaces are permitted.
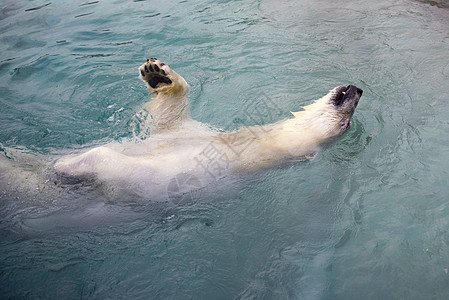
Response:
334,85,351,106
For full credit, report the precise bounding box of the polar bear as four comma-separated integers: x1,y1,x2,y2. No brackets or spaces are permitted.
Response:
54,58,362,196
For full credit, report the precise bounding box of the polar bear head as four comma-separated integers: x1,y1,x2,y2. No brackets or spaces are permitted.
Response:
289,85,363,140
329,85,363,132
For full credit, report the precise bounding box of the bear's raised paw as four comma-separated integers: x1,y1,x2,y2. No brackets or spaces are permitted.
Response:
139,58,173,90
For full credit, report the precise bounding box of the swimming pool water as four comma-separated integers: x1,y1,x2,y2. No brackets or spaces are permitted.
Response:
1,0,449,298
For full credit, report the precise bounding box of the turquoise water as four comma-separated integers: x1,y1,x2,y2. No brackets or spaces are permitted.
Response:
2,0,449,298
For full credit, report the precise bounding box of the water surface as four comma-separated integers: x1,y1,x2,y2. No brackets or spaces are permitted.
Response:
1,0,449,298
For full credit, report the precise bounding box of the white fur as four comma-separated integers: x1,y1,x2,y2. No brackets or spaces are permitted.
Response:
54,59,359,195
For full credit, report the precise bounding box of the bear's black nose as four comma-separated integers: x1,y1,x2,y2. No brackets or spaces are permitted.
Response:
356,87,363,96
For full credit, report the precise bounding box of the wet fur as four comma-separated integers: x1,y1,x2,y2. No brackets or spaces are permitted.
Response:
54,58,362,193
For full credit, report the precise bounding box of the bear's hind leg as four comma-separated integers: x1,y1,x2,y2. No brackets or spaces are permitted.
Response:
137,58,191,132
